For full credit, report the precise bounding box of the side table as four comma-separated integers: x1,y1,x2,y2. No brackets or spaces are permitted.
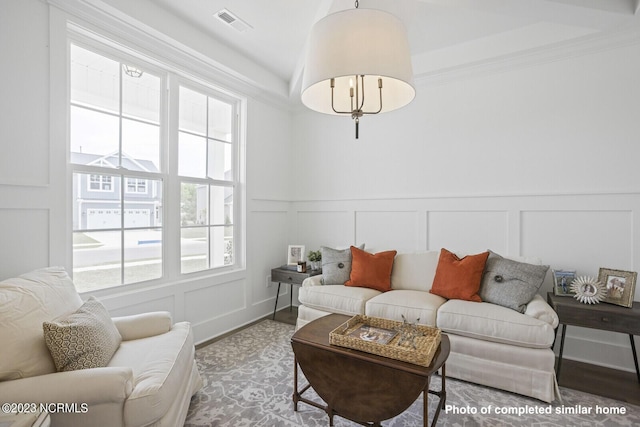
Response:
547,292,639,382
271,266,321,320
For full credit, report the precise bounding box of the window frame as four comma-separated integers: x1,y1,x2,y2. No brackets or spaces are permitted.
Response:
67,34,245,292
175,80,240,275
125,177,148,194
88,174,113,192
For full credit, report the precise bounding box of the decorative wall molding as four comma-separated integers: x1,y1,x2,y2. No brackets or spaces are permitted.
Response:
291,191,640,373
46,0,292,111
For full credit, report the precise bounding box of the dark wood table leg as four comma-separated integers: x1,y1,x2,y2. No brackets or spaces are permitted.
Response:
272,282,282,320
293,354,299,411
556,324,567,379
423,377,429,427
630,334,640,383
427,364,446,426
289,283,293,312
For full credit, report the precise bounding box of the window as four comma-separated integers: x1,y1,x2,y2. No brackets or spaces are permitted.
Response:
179,86,235,273
88,174,113,191
126,178,147,194
69,41,242,292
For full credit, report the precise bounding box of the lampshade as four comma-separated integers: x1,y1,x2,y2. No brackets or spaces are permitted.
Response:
301,8,415,115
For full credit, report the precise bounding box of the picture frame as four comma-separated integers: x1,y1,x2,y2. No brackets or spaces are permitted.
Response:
287,245,305,265
598,267,637,308
348,324,398,345
552,269,577,297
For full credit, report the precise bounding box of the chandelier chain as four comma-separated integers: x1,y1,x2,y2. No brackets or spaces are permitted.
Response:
355,1,359,9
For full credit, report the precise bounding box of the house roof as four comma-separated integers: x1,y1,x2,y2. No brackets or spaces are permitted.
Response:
71,152,159,173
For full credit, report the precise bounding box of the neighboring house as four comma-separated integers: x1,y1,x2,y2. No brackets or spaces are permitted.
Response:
194,170,234,226
72,152,162,230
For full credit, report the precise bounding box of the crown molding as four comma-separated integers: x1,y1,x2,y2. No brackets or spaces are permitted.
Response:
414,24,640,86
45,0,293,112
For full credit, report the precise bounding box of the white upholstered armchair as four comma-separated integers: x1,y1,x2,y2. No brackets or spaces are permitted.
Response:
0,267,202,427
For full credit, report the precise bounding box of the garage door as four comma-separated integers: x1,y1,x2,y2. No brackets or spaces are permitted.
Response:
87,209,150,229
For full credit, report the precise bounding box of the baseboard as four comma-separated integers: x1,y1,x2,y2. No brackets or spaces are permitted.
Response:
553,333,638,373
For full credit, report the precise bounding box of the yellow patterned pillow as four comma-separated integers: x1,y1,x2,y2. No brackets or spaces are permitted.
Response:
43,297,122,372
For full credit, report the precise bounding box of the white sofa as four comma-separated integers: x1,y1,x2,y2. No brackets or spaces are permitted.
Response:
297,251,560,403
0,267,203,427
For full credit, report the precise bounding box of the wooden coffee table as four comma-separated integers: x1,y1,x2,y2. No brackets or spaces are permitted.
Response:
291,314,449,426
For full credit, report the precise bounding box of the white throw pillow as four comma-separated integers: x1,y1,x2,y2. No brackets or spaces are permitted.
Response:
0,267,83,381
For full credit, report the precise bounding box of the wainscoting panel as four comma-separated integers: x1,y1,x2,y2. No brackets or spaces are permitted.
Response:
184,278,246,325
107,294,176,318
297,210,352,250
290,193,640,372
521,210,633,276
355,211,419,253
427,210,509,254
250,210,292,309
0,208,49,279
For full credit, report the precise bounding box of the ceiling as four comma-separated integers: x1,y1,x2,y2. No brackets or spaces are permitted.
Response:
152,0,640,92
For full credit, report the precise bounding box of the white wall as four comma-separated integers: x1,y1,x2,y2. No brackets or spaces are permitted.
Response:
0,0,295,344
291,40,640,372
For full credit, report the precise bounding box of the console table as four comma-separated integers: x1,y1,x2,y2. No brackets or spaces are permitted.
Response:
271,266,321,320
547,292,639,382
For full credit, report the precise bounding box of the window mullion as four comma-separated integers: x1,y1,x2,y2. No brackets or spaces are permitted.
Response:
118,64,126,285
120,173,125,285
165,74,181,280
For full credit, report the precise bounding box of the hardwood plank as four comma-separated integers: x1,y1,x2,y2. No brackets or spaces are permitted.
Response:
558,358,640,405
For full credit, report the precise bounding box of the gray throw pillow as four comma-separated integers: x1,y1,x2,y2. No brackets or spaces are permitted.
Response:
43,296,122,372
479,251,549,313
321,245,364,285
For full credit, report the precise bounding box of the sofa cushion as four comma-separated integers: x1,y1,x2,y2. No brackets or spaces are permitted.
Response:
436,299,556,348
321,245,364,285
298,284,380,316
365,290,446,327
0,267,84,381
345,246,397,292
390,251,439,292
429,249,489,302
43,296,122,372
108,322,196,427
479,251,549,313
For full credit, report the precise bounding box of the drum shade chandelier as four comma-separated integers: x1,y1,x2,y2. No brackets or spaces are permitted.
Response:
301,1,415,139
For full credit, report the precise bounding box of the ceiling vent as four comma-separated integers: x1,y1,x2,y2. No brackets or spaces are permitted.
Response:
215,9,252,32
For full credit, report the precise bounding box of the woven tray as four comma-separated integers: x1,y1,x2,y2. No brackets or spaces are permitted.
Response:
329,315,441,367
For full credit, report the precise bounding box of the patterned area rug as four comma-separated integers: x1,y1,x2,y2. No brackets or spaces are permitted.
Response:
185,320,640,426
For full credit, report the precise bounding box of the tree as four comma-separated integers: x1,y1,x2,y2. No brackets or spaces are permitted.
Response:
181,183,197,225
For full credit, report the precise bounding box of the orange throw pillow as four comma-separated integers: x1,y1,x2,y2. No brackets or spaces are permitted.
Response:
345,246,397,292
429,248,489,302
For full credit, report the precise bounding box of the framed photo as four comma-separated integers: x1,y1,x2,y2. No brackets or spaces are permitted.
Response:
287,245,305,265
598,268,637,308
553,269,577,297
349,325,398,345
